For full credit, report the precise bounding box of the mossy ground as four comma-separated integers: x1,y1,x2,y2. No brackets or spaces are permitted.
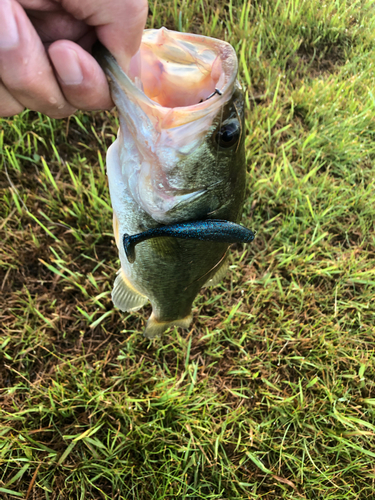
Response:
1,1,375,498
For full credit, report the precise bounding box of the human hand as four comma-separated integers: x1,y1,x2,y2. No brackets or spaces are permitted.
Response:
0,0,148,118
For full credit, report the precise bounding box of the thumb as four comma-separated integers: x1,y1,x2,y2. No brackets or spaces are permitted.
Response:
60,0,148,71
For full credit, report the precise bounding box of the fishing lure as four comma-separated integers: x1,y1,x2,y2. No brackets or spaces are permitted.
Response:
123,219,256,264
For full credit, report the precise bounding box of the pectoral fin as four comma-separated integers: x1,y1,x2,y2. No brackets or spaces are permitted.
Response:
112,269,148,312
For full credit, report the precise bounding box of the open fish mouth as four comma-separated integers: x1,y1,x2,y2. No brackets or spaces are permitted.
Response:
99,28,238,127
94,28,239,222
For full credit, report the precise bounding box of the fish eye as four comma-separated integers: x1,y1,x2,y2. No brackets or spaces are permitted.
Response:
215,121,241,149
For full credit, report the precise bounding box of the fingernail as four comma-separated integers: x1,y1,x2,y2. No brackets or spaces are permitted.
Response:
53,48,83,85
0,0,19,49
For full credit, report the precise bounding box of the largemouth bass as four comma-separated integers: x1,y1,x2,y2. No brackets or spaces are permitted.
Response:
94,28,253,338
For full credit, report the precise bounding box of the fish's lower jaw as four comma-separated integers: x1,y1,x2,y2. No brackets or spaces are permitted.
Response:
144,313,193,339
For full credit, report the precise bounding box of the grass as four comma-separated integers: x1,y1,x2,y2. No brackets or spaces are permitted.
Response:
1,0,375,498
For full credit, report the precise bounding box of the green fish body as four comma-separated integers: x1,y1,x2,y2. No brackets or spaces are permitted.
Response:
94,28,248,337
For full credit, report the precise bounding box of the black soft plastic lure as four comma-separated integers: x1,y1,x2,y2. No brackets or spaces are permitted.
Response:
123,219,256,263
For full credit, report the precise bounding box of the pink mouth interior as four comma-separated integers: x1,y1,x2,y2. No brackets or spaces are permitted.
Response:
136,45,223,108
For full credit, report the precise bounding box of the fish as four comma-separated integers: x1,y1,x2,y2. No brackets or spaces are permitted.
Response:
93,28,254,338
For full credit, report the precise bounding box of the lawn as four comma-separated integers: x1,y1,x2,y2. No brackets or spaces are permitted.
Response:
1,0,375,498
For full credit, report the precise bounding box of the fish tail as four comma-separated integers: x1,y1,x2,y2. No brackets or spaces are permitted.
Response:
144,313,193,339
123,234,136,263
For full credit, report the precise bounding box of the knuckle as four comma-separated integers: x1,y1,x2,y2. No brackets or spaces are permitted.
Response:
14,73,42,94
